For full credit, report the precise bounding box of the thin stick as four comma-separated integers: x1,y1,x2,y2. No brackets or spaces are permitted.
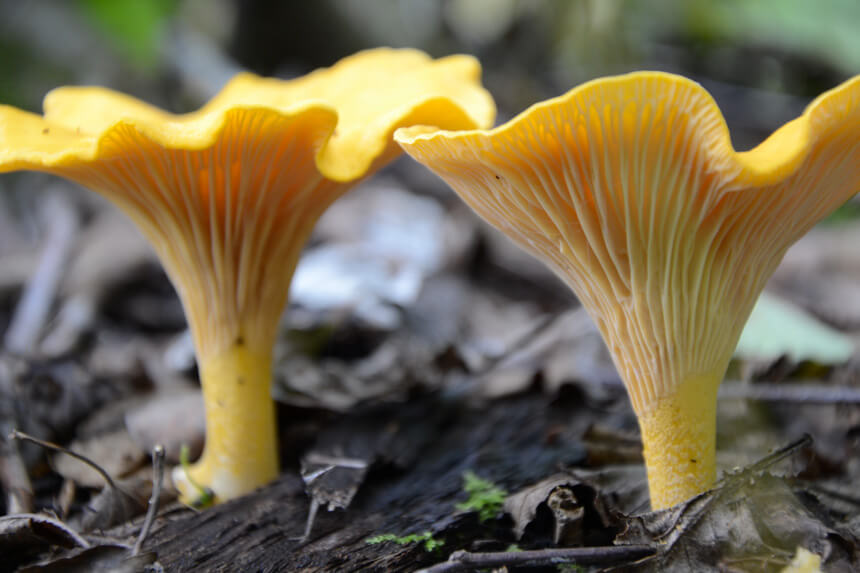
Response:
719,382,860,404
416,545,655,573
0,425,33,513
9,429,117,491
475,313,558,374
133,444,165,556
4,192,78,355
745,433,812,474
295,498,320,544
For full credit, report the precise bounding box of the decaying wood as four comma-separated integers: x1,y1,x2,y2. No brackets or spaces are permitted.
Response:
133,393,599,572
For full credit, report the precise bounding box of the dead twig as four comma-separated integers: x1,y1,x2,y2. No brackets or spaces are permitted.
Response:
719,382,860,404
474,312,558,375
743,434,813,474
294,498,320,544
416,544,655,573
0,426,33,513
133,444,165,556
4,192,79,355
12,429,144,531
0,360,33,514
10,429,118,492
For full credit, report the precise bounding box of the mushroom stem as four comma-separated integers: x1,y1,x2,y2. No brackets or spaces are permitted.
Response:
637,373,719,510
173,343,278,504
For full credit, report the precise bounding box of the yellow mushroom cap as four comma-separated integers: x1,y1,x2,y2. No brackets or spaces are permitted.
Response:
0,48,495,502
0,47,496,361
395,72,860,508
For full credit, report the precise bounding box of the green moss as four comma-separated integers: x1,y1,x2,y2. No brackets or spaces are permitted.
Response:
366,531,445,552
456,471,507,523
179,444,215,509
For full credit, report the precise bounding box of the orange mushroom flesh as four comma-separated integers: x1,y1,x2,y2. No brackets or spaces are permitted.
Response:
0,48,496,503
396,72,860,509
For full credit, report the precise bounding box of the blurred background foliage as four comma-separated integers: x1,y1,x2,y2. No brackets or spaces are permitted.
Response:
1,0,858,152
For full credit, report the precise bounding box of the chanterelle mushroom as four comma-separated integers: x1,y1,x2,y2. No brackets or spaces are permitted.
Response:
395,72,860,509
0,48,495,503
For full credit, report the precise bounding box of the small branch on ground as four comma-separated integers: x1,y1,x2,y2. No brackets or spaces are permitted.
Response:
746,434,813,474
133,444,165,556
10,429,118,492
0,424,33,513
719,382,860,404
416,545,655,573
4,192,79,355
294,498,320,544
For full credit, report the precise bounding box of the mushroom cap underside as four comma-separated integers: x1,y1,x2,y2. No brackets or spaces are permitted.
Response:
394,71,860,410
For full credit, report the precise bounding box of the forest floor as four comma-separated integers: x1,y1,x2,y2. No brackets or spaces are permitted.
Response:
1,166,859,572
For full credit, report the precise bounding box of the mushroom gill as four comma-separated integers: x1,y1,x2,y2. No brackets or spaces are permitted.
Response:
395,72,860,509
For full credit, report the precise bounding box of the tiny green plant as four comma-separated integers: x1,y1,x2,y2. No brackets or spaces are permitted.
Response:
179,444,214,509
456,470,507,523
366,531,445,552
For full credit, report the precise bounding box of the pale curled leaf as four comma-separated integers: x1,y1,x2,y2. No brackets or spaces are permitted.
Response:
736,291,855,364
18,544,157,573
617,474,856,571
503,474,582,542
780,547,823,573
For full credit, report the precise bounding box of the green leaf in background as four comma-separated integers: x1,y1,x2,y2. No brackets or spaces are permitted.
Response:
77,0,177,69
822,197,860,226
685,0,860,75
735,291,855,364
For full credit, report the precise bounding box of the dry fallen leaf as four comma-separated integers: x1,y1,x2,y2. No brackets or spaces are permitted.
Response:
51,429,145,489
0,513,89,571
78,477,148,532
124,388,205,464
474,308,617,399
504,474,581,542
18,544,157,573
616,473,858,571
505,472,627,547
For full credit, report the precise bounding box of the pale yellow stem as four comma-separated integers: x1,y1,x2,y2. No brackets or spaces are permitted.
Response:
637,374,719,510
172,343,278,503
